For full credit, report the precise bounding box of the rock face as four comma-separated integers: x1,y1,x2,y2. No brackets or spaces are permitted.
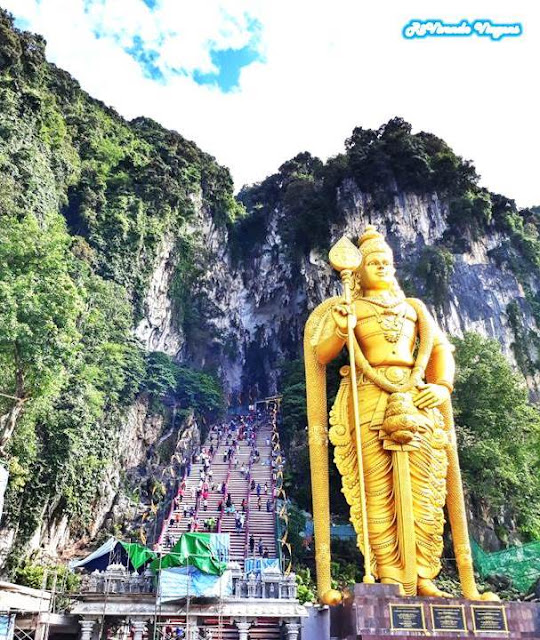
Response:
333,186,539,381
135,235,183,357
112,184,538,555
3,168,537,564
0,395,165,562
167,184,540,400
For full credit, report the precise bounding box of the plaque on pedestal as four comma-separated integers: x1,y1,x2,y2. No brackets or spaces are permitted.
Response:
331,583,536,639
471,605,508,634
430,604,466,632
389,603,426,631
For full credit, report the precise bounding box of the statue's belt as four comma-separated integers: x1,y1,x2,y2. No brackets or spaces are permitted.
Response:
340,364,415,385
353,365,414,385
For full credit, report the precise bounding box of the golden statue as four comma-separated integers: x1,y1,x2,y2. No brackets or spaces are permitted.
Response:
304,226,497,605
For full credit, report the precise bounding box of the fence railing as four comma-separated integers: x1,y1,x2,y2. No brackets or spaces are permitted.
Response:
79,573,154,595
79,571,298,601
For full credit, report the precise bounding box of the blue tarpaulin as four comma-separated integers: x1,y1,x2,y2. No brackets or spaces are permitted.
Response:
0,615,14,640
209,533,230,564
158,566,233,602
70,537,118,571
244,558,280,575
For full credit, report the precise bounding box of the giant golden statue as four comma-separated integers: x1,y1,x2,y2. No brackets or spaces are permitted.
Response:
304,226,497,605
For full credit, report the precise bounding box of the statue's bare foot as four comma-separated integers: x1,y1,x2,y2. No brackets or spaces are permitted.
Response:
463,589,500,602
320,589,342,606
417,578,452,598
477,591,500,602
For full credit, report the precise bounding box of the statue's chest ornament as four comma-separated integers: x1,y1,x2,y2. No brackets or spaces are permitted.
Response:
365,300,408,343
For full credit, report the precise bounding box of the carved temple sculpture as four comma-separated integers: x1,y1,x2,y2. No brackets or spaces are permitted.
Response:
304,225,498,606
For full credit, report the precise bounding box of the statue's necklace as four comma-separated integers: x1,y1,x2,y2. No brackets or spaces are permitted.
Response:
352,298,435,393
362,297,407,344
360,294,404,309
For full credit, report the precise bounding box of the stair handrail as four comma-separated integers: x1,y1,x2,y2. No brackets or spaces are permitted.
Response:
242,431,256,561
217,432,236,532
155,451,193,547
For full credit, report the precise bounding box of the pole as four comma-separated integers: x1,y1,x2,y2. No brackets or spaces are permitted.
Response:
340,269,374,584
153,551,162,640
328,236,374,583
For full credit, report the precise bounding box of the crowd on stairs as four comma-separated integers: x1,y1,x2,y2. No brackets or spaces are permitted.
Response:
158,409,281,568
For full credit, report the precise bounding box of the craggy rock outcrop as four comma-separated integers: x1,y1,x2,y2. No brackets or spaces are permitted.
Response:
168,185,539,398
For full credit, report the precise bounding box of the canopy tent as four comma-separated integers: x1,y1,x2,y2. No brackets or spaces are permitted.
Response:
158,566,233,603
70,537,157,572
151,533,229,575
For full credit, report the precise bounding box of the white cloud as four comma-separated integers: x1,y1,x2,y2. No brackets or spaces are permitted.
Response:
2,0,540,207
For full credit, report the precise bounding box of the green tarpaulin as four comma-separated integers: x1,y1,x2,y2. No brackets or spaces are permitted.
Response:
472,538,540,593
70,537,157,572
150,533,227,575
119,541,157,570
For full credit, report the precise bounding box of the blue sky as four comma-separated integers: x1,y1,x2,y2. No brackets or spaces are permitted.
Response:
3,0,539,206
99,5,265,91
79,0,265,92
193,43,263,92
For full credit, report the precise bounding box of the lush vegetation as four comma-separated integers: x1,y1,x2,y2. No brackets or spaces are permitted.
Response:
14,560,80,592
0,10,229,564
452,333,540,540
233,118,493,261
143,351,224,419
488,198,540,374
415,246,455,311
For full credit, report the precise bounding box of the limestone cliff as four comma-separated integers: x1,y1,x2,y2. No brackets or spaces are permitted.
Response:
175,181,540,399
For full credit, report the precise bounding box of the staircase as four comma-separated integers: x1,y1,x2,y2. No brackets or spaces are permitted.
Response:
248,618,281,640
158,414,278,567
218,440,251,565
156,412,282,640
246,423,277,561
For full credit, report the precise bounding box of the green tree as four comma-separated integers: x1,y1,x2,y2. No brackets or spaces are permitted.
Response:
416,246,455,311
142,352,178,397
453,333,540,539
175,366,225,418
0,213,82,449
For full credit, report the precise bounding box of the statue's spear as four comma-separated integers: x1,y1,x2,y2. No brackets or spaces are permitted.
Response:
329,236,374,584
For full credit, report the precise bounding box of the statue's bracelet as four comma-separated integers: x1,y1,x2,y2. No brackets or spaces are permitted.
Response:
335,327,348,340
435,379,454,393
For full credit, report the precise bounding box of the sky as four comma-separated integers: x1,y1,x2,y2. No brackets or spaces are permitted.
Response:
3,0,539,207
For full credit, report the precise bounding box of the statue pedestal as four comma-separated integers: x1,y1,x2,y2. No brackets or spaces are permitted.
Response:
330,583,540,639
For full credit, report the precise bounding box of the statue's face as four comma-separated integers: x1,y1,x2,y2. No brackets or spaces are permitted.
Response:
360,251,395,290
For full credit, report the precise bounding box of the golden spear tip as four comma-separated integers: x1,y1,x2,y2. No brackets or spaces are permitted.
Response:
329,236,362,272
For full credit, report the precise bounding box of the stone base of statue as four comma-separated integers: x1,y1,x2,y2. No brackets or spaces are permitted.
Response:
330,583,539,639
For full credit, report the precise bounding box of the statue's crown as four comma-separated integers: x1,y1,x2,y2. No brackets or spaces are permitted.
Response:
358,224,393,260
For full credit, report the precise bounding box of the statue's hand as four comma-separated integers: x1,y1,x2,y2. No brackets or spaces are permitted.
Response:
331,302,355,333
413,383,450,410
